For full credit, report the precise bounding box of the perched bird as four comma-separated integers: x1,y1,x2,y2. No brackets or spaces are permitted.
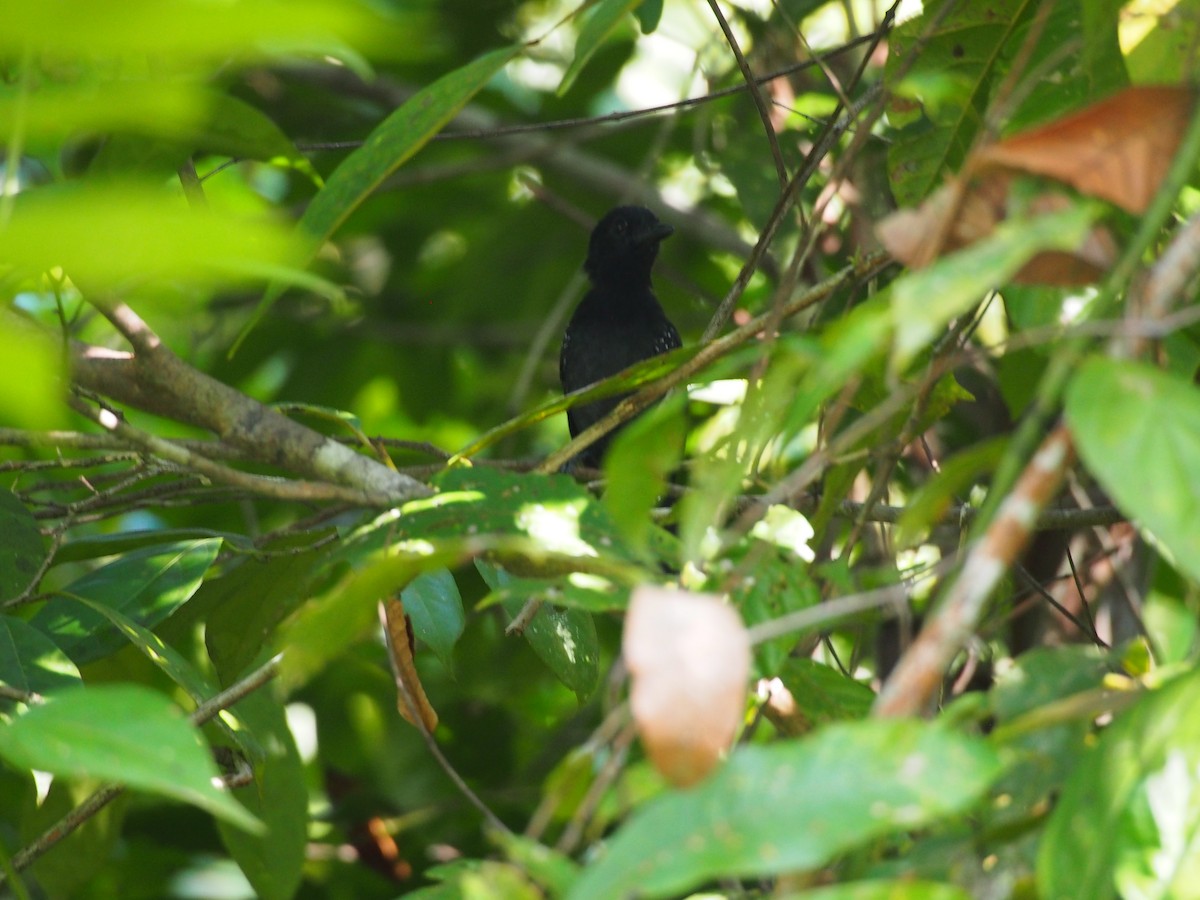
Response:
559,205,681,468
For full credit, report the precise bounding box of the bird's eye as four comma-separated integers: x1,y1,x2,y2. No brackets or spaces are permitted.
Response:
613,220,627,235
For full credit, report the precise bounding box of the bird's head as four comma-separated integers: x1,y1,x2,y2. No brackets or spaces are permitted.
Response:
583,205,673,287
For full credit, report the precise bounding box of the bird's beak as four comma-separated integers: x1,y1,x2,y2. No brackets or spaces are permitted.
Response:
638,221,674,245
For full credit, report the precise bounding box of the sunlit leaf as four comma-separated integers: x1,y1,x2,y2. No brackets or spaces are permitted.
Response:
569,720,1002,899
1066,358,1200,585
0,684,262,833
0,312,68,432
215,689,307,900
1,0,418,66
890,204,1096,370
1039,668,1200,899
3,182,303,291
0,616,81,697
32,538,222,665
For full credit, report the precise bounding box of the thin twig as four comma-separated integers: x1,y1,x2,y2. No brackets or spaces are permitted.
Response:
706,0,788,188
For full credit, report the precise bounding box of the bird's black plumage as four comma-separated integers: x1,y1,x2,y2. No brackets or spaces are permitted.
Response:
559,205,681,468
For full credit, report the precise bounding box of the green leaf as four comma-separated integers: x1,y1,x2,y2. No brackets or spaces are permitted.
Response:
479,562,601,700
493,832,581,897
402,568,465,670
1126,0,1200,83
1038,667,1200,900
559,0,641,95
890,204,1096,370
1066,358,1200,585
0,616,81,697
0,684,262,833
479,574,628,614
0,489,46,601
216,686,307,900
513,602,599,701
775,658,875,725
569,720,1003,899
886,0,1126,206
3,182,303,291
633,0,664,33
1,82,317,181
602,392,686,560
55,529,247,564
237,44,520,350
0,313,68,434
340,467,637,567
204,540,329,684
896,437,1006,549
2,0,417,67
68,596,216,702
793,882,971,900
278,546,463,691
32,538,222,665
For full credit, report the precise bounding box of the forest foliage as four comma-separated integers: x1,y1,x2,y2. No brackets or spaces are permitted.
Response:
3,0,1200,897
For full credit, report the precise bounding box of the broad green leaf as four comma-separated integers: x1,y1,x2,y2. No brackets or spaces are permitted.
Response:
55,529,247,564
339,467,637,566
891,204,1096,370
1126,0,1200,83
3,182,303,291
559,0,642,95
795,883,971,900
69,596,216,702
1039,667,1200,900
0,313,68,433
1,0,417,66
775,658,875,725
237,45,520,349
0,616,81,697
204,539,330,684
493,832,581,897
1144,567,1199,666
513,602,599,700
32,538,222,665
2,82,317,180
0,684,262,833
886,0,1126,206
478,561,601,700
216,687,307,900
988,646,1112,820
402,569,465,670
479,574,628,614
1066,358,1200,585
634,0,664,33
0,489,46,601
278,547,463,690
569,720,1003,899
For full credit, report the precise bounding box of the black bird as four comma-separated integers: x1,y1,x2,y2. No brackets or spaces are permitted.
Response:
559,205,681,469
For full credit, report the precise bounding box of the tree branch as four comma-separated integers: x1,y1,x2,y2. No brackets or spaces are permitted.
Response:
71,302,430,505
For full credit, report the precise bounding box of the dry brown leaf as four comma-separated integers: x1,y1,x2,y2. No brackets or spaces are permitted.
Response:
978,85,1196,214
381,598,439,732
876,175,1117,285
623,586,750,787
